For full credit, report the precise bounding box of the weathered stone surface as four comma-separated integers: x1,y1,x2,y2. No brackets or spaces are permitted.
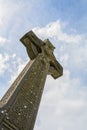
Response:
0,31,63,130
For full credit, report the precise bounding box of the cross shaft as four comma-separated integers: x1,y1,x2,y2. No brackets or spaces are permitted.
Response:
0,31,63,130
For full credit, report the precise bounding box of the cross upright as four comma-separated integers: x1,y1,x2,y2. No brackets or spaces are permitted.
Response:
0,31,63,130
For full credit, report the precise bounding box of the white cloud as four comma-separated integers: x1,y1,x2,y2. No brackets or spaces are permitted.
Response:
0,0,86,129
32,20,87,129
60,53,69,67
33,20,87,70
34,70,87,130
0,54,28,99
71,40,87,69
33,20,82,43
11,53,16,59
0,53,9,75
0,19,3,25
0,53,17,75
0,1,20,21
0,17,87,130
9,57,28,85
0,36,9,46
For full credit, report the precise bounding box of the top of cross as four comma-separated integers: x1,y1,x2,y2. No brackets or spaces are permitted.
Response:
20,31,63,79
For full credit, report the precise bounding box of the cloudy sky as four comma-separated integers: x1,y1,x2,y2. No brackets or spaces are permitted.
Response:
0,0,87,130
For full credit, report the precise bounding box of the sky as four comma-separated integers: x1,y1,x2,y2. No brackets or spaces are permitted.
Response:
0,0,87,130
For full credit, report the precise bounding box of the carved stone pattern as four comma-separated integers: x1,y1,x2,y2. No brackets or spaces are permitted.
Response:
1,54,49,130
0,60,34,108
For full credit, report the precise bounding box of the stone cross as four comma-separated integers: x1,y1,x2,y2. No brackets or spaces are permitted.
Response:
0,31,63,130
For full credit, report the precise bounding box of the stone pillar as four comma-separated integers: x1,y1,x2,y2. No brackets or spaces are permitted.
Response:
0,31,63,130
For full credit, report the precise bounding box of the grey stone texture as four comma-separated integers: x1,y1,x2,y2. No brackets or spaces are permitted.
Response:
0,31,63,130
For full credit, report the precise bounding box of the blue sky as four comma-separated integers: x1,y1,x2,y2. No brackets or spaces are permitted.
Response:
0,0,87,130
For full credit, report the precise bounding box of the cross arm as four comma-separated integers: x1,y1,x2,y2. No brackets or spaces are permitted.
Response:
20,31,44,60
43,39,63,79
49,59,63,79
